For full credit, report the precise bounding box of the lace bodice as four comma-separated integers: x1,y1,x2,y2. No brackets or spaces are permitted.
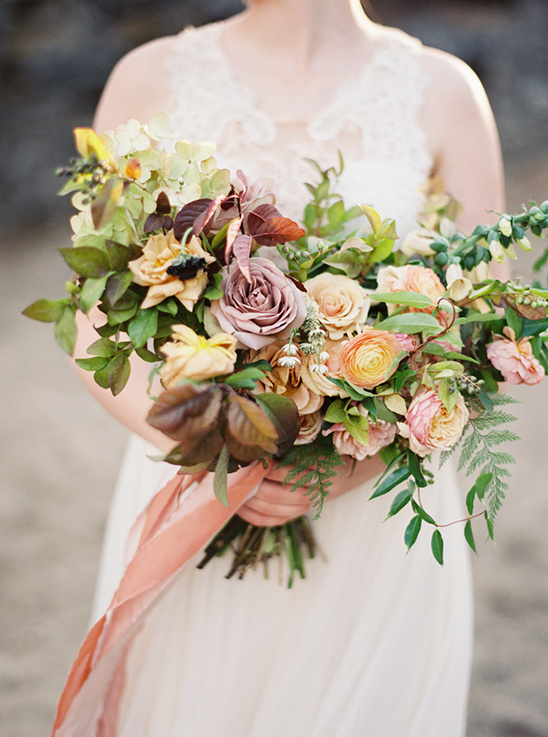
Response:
166,22,433,238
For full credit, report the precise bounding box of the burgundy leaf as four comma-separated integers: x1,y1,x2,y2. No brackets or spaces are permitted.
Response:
250,216,306,248
173,199,213,242
230,234,253,283
223,216,244,262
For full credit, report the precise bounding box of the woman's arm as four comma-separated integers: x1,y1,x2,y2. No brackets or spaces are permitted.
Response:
71,38,178,452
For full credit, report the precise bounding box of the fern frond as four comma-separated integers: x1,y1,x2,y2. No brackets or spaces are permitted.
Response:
456,392,521,523
277,442,341,518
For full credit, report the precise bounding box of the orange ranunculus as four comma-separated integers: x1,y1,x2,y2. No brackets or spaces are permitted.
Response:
338,327,402,389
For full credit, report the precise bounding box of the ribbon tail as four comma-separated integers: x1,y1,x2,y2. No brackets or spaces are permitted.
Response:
51,461,269,737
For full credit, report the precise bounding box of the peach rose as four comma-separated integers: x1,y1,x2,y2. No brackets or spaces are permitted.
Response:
305,273,370,339
486,327,545,385
399,389,469,457
377,264,445,314
300,339,347,398
404,265,445,313
294,410,324,446
160,325,237,386
130,232,214,310
323,406,396,459
248,341,324,415
338,327,402,389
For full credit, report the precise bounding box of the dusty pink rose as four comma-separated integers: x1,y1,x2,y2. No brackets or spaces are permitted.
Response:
399,389,469,457
487,327,545,385
323,406,396,460
210,258,308,350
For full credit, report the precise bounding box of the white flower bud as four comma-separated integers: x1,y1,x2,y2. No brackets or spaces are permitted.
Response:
498,217,513,237
516,236,533,252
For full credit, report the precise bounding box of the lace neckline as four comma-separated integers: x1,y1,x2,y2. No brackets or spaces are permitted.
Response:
170,20,424,145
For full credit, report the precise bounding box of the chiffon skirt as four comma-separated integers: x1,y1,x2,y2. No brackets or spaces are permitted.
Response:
90,434,473,737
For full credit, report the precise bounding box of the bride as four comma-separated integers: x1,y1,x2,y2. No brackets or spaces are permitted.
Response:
58,1,505,735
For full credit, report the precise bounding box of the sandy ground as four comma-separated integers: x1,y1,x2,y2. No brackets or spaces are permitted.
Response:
1,155,547,737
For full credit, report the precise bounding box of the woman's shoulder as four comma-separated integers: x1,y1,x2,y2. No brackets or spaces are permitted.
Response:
93,24,222,131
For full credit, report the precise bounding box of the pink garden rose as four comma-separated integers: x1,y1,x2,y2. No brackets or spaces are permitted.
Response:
323,406,396,460
399,389,469,457
210,258,308,350
487,327,545,385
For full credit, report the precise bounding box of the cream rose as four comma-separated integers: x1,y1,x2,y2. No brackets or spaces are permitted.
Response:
160,325,237,386
305,273,370,339
130,232,214,310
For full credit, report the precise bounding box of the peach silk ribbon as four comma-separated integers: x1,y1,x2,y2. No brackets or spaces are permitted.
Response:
51,461,269,737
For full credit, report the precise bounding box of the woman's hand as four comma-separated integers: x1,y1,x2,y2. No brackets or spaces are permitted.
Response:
237,452,387,527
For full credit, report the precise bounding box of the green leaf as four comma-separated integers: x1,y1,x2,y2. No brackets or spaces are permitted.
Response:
54,307,77,355
404,515,422,551
213,445,230,508
156,299,179,316
373,397,398,424
453,312,503,327
407,451,427,488
411,500,437,525
108,352,131,395
87,337,117,357
374,291,434,309
135,346,160,363
59,246,111,279
437,378,458,413
464,520,477,554
23,298,68,323
431,529,444,565
75,356,109,372
223,366,267,389
128,309,159,349
370,465,411,499
323,399,347,424
504,306,523,339
484,511,495,540
386,488,413,518
470,471,492,502
343,413,369,445
80,274,110,314
106,271,134,306
375,312,441,334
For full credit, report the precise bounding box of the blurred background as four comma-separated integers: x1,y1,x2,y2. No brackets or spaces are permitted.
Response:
1,1,547,736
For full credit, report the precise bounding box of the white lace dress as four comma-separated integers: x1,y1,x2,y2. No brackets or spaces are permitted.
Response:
90,22,473,737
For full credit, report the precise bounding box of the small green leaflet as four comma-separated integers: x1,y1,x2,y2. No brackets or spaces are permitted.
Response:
431,529,444,565
370,465,411,499
376,313,441,334
374,291,434,309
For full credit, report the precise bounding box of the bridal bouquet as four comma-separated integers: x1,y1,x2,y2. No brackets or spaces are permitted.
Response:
25,116,548,584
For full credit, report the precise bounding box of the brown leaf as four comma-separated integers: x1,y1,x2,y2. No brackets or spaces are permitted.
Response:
247,204,305,247
173,199,213,242
504,293,547,320
223,393,279,462
147,383,223,442
255,393,300,455
164,428,225,466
